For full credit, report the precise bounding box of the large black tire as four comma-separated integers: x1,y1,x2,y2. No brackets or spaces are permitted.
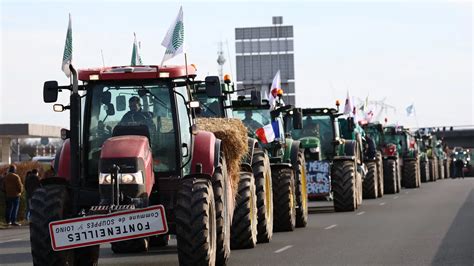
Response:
211,156,231,265
376,152,384,198
383,159,397,194
332,160,357,212
396,160,402,192
252,149,273,243
444,159,451,179
403,160,418,188
429,159,437,182
176,178,216,266
231,172,258,249
30,185,100,266
111,238,149,253
438,160,445,179
272,167,296,232
363,162,378,199
294,152,308,228
420,160,429,183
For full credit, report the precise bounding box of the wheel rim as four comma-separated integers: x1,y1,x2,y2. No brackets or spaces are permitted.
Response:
299,162,308,213
265,162,272,221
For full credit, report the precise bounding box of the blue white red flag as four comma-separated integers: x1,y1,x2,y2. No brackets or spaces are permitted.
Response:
255,121,281,144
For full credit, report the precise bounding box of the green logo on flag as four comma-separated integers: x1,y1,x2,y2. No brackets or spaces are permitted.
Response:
172,21,184,50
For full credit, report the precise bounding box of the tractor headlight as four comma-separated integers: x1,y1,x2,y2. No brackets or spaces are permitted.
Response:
99,172,144,185
120,172,144,184
455,152,458,155
99,174,112,184
467,158,471,161
453,158,457,161
310,147,320,153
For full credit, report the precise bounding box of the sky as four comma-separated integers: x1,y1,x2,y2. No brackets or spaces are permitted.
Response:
0,0,472,129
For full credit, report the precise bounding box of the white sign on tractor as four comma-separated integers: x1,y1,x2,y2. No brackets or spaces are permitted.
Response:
49,205,167,251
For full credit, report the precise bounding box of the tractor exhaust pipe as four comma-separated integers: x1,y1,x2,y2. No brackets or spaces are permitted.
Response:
69,64,81,214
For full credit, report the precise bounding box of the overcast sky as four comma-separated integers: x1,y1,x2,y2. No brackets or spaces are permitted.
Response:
0,0,472,128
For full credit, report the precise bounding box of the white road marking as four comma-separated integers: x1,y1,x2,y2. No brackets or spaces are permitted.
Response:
324,224,337,230
274,245,293,253
0,238,22,244
393,196,399,199
379,202,386,206
356,211,365,216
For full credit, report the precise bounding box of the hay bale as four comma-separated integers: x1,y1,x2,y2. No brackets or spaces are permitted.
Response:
196,118,249,196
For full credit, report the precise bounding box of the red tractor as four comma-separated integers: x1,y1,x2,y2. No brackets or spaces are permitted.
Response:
30,65,234,265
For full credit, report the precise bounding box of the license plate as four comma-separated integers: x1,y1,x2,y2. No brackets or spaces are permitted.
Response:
49,205,167,251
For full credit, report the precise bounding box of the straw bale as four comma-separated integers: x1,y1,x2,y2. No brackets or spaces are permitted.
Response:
196,118,249,196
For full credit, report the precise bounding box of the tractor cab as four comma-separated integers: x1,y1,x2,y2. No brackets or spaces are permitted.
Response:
191,75,234,118
289,108,338,161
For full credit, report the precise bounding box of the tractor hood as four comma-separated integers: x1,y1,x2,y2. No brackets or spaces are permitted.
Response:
299,136,321,148
101,135,151,160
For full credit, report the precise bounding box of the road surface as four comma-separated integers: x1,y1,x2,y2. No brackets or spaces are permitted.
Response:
1,178,473,265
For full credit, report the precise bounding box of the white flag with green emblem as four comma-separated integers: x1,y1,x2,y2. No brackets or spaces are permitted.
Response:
61,14,73,77
161,7,184,65
131,32,143,66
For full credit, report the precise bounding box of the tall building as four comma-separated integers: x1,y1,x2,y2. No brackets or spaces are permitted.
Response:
235,16,295,105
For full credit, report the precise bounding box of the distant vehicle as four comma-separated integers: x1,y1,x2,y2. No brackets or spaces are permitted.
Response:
452,147,471,175
32,156,55,170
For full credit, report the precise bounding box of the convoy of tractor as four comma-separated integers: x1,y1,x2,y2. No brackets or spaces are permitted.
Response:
27,17,468,266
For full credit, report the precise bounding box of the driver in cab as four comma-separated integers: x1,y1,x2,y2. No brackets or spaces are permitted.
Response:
120,96,153,125
243,110,263,132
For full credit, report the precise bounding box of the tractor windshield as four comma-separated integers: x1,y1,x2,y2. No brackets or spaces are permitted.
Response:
194,92,223,118
87,82,178,176
233,109,272,132
292,114,334,157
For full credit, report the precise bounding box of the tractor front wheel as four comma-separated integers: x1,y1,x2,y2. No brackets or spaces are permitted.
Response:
252,149,273,243
383,159,397,194
176,178,216,266
272,168,296,232
294,152,308,228
363,162,378,199
231,172,258,249
332,160,357,212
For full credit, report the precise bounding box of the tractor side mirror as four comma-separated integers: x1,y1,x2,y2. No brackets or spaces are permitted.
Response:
116,95,126,111
101,91,112,104
205,76,223,97
106,103,115,116
251,90,262,105
292,108,303,130
44,81,59,103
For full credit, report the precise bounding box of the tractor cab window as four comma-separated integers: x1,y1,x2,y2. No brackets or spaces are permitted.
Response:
233,109,271,132
194,93,223,118
87,83,178,177
291,115,334,157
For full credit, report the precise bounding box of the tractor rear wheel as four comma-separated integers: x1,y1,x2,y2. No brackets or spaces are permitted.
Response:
252,149,273,243
383,159,397,194
30,185,100,266
363,162,378,199
272,168,296,232
376,152,384,197
332,160,357,212
176,178,216,266
429,159,437,182
294,152,308,228
212,156,231,265
396,160,402,192
231,172,258,249
403,160,418,188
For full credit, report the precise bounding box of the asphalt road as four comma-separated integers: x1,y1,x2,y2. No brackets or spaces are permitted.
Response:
1,178,473,265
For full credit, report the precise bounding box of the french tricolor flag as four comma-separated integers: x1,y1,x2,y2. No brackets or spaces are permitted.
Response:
255,121,280,144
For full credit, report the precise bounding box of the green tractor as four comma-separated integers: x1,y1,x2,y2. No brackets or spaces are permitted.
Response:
232,95,309,230
416,128,446,181
191,76,274,245
382,125,421,191
360,122,385,198
414,131,432,183
287,107,364,212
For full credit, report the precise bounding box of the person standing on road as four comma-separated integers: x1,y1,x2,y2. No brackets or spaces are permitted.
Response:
4,165,23,226
25,169,41,221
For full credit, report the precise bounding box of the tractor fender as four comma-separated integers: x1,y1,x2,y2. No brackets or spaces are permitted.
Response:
340,139,357,157
55,139,71,182
191,131,217,176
